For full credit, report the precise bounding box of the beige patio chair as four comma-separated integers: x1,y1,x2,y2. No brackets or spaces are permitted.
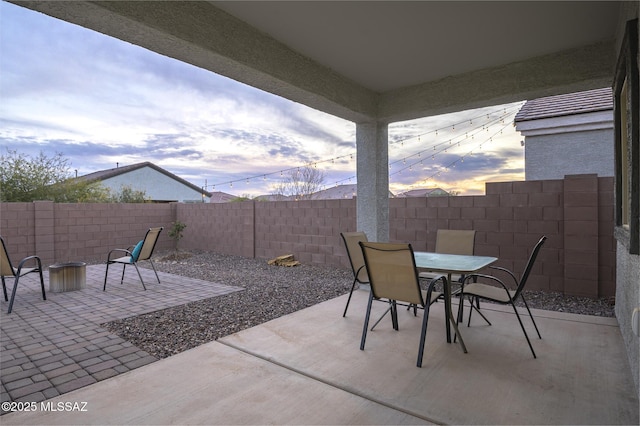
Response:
104,227,163,291
340,231,370,317
359,241,447,367
416,229,476,320
457,235,546,358
419,229,476,283
0,236,46,314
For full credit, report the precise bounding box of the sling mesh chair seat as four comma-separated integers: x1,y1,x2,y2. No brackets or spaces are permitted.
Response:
1,236,46,314
359,241,447,367
340,231,370,317
104,227,163,291
457,235,547,358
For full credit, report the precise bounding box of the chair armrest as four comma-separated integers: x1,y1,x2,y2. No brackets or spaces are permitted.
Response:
488,266,518,287
425,274,447,303
355,265,367,281
16,255,42,275
106,248,133,262
426,275,447,287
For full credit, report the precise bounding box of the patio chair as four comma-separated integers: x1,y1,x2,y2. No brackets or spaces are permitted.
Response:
419,229,476,283
104,227,163,291
359,241,446,367
457,235,547,358
0,236,46,314
414,229,476,320
340,231,370,317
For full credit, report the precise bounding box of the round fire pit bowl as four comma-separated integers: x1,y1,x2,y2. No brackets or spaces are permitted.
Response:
49,262,87,293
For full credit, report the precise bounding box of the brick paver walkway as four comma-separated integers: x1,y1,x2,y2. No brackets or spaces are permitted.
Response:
0,263,242,412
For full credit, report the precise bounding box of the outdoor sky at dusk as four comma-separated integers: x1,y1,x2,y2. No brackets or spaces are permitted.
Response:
0,2,525,197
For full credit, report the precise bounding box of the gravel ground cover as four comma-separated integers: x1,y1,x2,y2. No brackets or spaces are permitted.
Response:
102,250,616,359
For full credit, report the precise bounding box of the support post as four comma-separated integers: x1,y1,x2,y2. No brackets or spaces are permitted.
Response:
356,121,389,242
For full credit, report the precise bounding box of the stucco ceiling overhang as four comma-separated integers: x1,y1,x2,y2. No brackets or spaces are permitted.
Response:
10,1,624,123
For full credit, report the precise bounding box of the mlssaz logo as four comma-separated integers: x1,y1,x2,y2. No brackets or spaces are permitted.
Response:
40,401,89,412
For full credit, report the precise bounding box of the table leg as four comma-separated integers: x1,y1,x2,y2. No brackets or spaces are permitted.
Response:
446,273,467,353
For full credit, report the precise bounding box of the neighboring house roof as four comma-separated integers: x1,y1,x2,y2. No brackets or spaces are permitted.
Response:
310,184,395,200
254,194,291,201
396,188,450,197
78,162,212,199
514,87,613,123
311,184,358,200
209,191,237,203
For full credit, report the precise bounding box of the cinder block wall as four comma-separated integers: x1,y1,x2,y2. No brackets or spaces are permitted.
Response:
0,175,616,298
177,201,255,258
0,202,174,264
252,199,356,266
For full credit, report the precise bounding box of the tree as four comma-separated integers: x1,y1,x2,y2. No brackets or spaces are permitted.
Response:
0,149,110,202
168,220,187,252
230,194,252,202
108,185,149,203
272,166,325,200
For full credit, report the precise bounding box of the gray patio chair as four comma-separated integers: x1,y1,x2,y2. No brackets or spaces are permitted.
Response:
0,236,46,314
359,241,446,367
104,227,163,291
340,231,370,317
457,235,547,358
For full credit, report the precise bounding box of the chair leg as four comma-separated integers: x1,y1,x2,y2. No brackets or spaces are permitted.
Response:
417,301,431,368
510,301,537,358
391,300,399,331
103,262,110,291
456,294,464,324
38,269,46,301
406,303,417,316
120,264,127,285
1,276,8,301
360,291,375,350
148,259,161,283
7,276,19,314
520,294,542,339
370,302,392,331
417,280,438,367
467,296,491,326
131,263,147,291
342,277,358,317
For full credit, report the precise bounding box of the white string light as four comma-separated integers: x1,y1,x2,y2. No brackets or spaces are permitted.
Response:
204,103,522,193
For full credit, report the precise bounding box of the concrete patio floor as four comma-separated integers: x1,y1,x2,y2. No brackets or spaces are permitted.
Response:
1,267,638,425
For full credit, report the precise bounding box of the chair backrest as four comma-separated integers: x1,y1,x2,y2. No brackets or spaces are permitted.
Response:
514,236,547,298
0,236,15,277
435,229,476,255
359,241,424,306
340,232,369,283
137,227,163,261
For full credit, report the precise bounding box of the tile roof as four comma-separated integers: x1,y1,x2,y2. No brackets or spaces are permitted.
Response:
514,87,613,123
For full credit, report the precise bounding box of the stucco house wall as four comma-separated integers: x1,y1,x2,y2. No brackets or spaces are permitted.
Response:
79,162,211,203
102,168,206,203
515,89,614,181
523,128,614,180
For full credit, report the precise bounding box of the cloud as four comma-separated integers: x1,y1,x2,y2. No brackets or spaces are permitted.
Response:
0,2,523,197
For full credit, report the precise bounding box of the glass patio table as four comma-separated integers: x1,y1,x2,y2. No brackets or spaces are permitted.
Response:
413,252,498,353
